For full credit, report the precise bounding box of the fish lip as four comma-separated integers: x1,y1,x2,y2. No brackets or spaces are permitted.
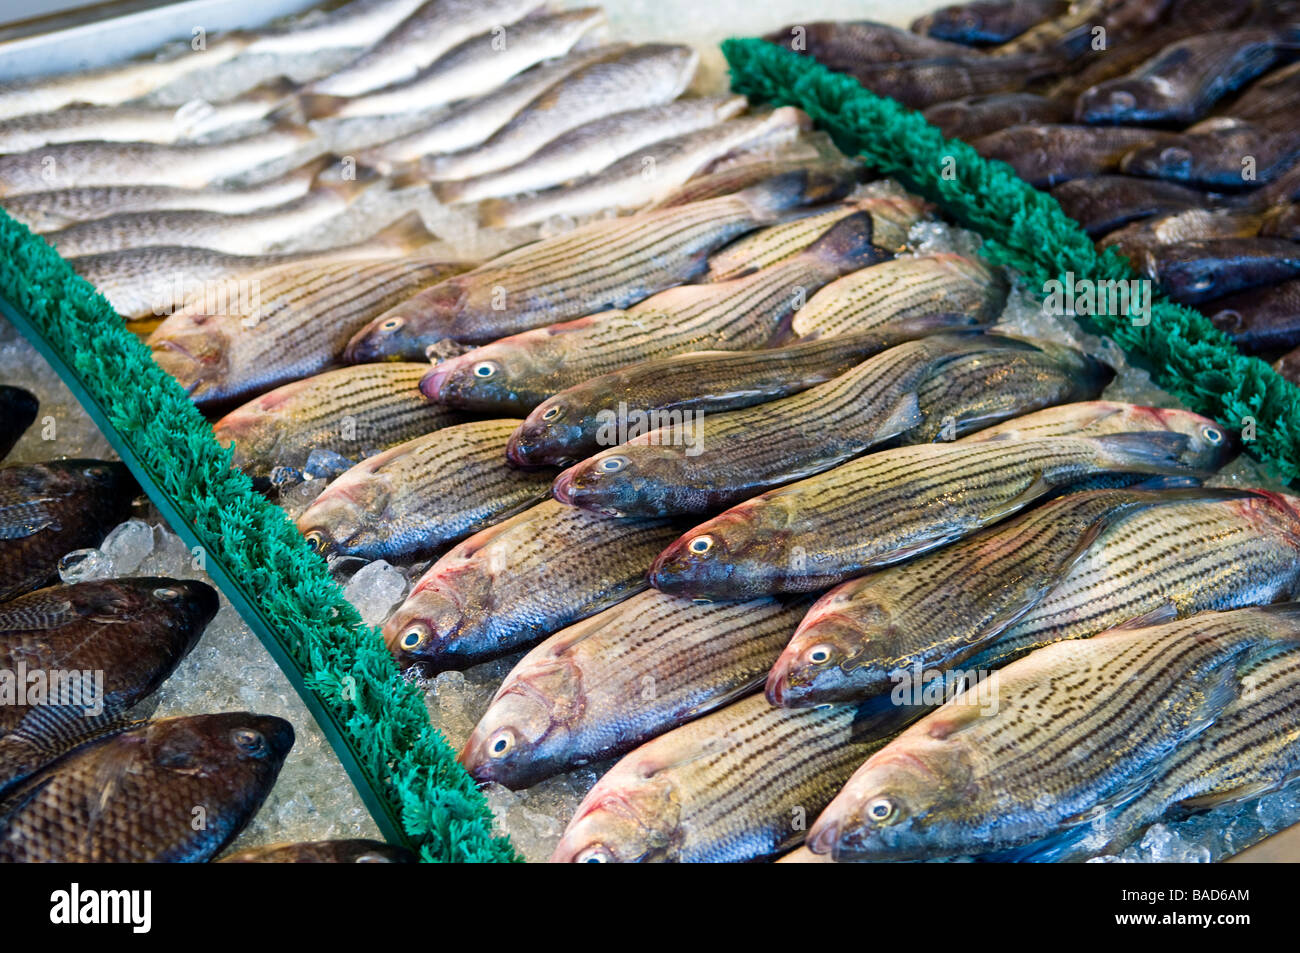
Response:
551,468,578,506
419,366,450,402
805,816,840,857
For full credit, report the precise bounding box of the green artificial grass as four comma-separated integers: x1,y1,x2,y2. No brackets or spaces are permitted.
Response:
723,37,1300,483
0,209,519,864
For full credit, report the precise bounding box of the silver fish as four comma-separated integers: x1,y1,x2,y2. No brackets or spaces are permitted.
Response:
245,0,427,56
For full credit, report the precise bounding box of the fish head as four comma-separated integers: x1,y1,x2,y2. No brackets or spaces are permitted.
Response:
649,498,795,599
134,577,221,648
383,563,492,673
1121,142,1194,182
57,459,135,502
1075,82,1162,124
345,281,468,363
148,320,231,401
419,342,546,414
297,469,392,558
552,444,685,517
507,394,592,468
1134,406,1238,469
211,383,307,473
551,761,681,863
145,712,294,783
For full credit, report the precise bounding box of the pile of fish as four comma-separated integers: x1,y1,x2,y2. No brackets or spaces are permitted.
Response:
768,0,1300,384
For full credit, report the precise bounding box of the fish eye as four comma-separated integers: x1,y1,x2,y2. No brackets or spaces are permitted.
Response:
541,406,563,421
380,317,404,332
807,644,833,665
866,796,898,824
1159,146,1191,166
153,586,182,601
1107,90,1136,110
575,845,614,864
472,361,498,379
688,535,714,555
1202,425,1223,445
355,853,394,863
303,530,328,553
399,623,430,651
598,455,628,473
487,729,515,758
231,729,268,758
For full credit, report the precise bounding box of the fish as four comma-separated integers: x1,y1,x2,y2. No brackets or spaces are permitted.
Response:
0,122,315,196
73,210,438,321
0,712,293,862
148,255,471,406
648,426,1232,600
217,839,415,862
958,399,1234,443
646,154,856,208
705,193,929,280
1101,206,1267,264
421,44,699,183
1260,201,1300,240
551,335,1105,519
0,33,251,121
297,419,555,560
549,693,921,863
244,0,427,56
384,500,682,672
459,590,810,789
805,605,1300,861
1075,29,1300,125
1224,59,1300,120
1049,175,1210,237
839,53,1064,110
763,19,984,65
921,92,1071,141
436,96,752,206
994,0,1152,56
970,123,1183,187
212,362,463,481
1144,237,1300,302
913,0,1068,46
0,461,137,602
476,106,813,227
0,387,37,461
299,8,605,119
1207,279,1300,352
345,168,852,357
506,314,984,469
303,0,545,97
418,212,892,414
1276,344,1300,384
1119,118,1300,189
0,578,218,793
767,484,1292,707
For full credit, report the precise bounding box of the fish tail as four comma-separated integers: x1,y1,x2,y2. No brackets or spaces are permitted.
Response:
800,210,893,271
737,167,856,222
387,161,430,191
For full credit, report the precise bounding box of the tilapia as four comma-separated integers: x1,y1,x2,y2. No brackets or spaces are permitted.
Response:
218,839,415,862
0,123,315,196
419,213,892,414
245,0,427,56
1050,175,1209,236
383,500,681,672
648,426,1231,599
0,387,36,461
0,712,292,863
913,0,1067,45
921,92,1071,141
806,606,1300,861
841,53,1063,110
0,461,136,602
460,590,810,789
421,44,698,182
300,8,605,119
1276,344,1300,385
506,314,984,468
552,335,1106,518
1225,59,1300,121
212,362,462,480
1120,118,1300,189
1145,237,1300,302
0,578,218,792
1101,206,1266,264
345,168,852,357
970,123,1182,187
1207,279,1300,352
148,256,470,406
297,419,554,560
550,694,920,863
763,19,982,65
304,0,544,97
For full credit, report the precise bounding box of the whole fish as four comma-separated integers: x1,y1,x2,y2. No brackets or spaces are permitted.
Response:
646,154,854,209
763,20,983,65
507,314,984,468
148,256,471,406
648,427,1230,600
1101,206,1266,264
477,106,811,227
460,590,810,789
1050,175,1209,236
436,96,751,206
296,419,554,560
212,362,462,481
0,387,36,461
806,606,1300,861
422,45,698,182
345,168,852,357
913,0,1068,45
921,92,1071,141
383,500,681,672
962,400,1235,447
0,34,250,121
0,78,295,154
550,694,920,863
791,253,1008,339
1120,118,1300,189
1145,237,1300,302
0,461,136,602
304,0,544,97
840,53,1063,110
552,335,1104,518
0,578,218,792
970,123,1182,187
1207,279,1300,352
218,839,415,862
1075,29,1299,125
0,712,293,863
706,193,929,280
419,213,891,414
768,485,1294,707
300,8,605,120
245,0,427,56
0,123,315,196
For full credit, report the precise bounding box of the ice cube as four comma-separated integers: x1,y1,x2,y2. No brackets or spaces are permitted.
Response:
342,559,408,627
59,548,115,583
100,519,155,573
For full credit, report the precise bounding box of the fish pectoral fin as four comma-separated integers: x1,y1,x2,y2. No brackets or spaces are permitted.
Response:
681,676,765,719
1174,780,1285,814
1108,603,1180,631
978,473,1053,525
872,392,924,442
9,704,135,764
0,596,76,632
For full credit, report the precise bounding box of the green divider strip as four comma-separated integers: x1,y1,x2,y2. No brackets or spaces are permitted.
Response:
723,37,1300,484
0,210,519,863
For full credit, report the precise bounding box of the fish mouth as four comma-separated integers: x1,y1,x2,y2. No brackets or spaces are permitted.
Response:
551,468,579,506
804,816,841,857
419,366,451,402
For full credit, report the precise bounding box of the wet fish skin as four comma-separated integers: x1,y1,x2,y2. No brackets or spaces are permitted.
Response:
245,0,426,56
0,712,293,863
0,578,218,792
647,156,860,209
921,92,1070,141
384,500,682,673
218,839,415,862
806,606,1300,861
213,362,462,480
960,399,1235,447
839,53,1064,110
1050,175,1210,237
459,590,809,789
1101,206,1266,264
0,461,136,602
763,19,983,65
0,387,37,461
297,419,554,560
913,0,1067,45
1275,344,1300,385
1120,120,1300,189
1147,237,1300,302
1207,279,1300,352
970,123,1183,187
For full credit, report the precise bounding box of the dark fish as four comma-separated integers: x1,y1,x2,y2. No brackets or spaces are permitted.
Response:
970,123,1182,186
0,712,293,862
0,461,136,602
1260,202,1300,239
0,387,37,461
1222,59,1300,120
1120,119,1300,189
762,20,980,66
1147,237,1300,302
842,53,1063,110
913,0,1067,46
922,92,1070,141
218,839,414,862
1274,343,1300,384
0,578,218,793
1101,206,1266,264
1050,175,1210,236
1207,279,1300,352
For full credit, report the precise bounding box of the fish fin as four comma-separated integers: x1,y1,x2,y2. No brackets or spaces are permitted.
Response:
1109,603,1181,630
4,704,135,772
432,179,470,204
682,676,765,719
800,211,891,271
1251,602,1300,630
360,211,436,253
872,392,924,442
979,473,1054,525
298,93,349,120
263,100,305,126
1174,779,1287,813
0,594,76,632
737,167,851,222
1126,474,1202,491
